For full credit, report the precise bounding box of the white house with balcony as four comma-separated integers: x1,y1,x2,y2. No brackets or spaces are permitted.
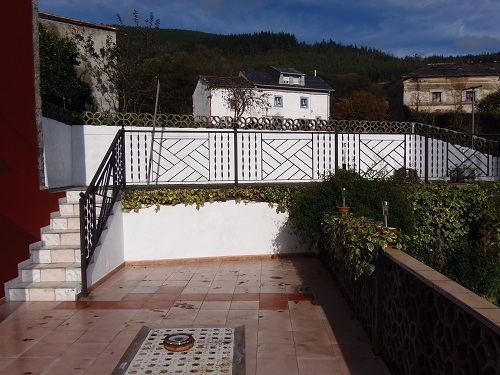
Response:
193,66,333,120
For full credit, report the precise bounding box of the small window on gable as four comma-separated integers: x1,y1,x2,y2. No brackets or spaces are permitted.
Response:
274,96,283,107
431,92,442,103
283,76,289,84
300,97,309,109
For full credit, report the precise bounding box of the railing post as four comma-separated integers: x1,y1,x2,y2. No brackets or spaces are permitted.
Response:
121,127,126,189
335,125,339,172
233,120,239,186
425,133,429,183
79,192,88,298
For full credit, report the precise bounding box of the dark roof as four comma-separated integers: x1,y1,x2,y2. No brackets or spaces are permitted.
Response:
240,66,333,92
403,63,500,79
200,76,253,89
39,11,117,32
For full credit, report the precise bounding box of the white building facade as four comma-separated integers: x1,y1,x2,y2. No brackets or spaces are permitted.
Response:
193,66,333,120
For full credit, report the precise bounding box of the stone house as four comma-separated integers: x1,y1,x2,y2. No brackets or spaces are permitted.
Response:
389,62,500,119
193,66,333,120
39,11,118,112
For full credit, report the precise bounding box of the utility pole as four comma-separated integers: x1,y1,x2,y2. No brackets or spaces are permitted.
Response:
463,85,481,148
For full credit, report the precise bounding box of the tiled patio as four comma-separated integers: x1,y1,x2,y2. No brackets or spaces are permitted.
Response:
0,256,389,374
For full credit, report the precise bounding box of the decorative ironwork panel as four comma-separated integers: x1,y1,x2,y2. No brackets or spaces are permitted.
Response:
149,136,211,183
261,133,314,181
357,135,407,179
238,131,261,181
382,258,500,375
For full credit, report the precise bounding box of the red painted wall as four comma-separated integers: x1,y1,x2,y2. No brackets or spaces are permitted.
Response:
0,2,63,299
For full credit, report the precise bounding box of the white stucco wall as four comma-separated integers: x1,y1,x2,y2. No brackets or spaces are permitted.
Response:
123,201,307,261
87,201,124,287
41,117,73,188
70,125,119,186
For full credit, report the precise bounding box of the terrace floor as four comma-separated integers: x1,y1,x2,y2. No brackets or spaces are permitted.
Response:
0,256,389,375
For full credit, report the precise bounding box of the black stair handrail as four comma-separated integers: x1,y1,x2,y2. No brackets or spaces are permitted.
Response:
80,127,126,297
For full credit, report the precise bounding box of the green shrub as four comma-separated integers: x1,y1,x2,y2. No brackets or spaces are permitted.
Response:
404,182,500,303
286,169,414,248
322,214,400,279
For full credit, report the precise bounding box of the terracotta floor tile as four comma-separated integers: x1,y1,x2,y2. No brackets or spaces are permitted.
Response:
60,342,108,358
193,309,228,324
120,293,152,301
200,301,231,310
256,358,299,375
111,300,145,309
81,356,119,374
259,300,289,310
155,285,185,294
39,357,94,375
232,293,260,301
76,328,122,344
0,258,390,375
337,357,390,375
260,293,288,301
37,330,85,344
227,309,259,321
52,301,90,310
287,293,315,301
258,309,290,320
258,330,294,344
258,319,292,332
176,293,207,301
291,319,328,332
297,358,343,374
84,301,116,310
205,293,234,301
141,300,174,310
230,300,260,310
21,342,69,358
0,357,55,375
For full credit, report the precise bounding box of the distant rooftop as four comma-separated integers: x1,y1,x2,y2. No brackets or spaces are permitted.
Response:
403,62,500,79
39,11,117,32
241,66,333,92
200,76,253,89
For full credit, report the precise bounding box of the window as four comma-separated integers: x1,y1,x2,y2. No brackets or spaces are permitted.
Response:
300,97,309,109
465,91,474,102
274,96,283,107
431,92,442,103
283,76,289,84
229,98,237,110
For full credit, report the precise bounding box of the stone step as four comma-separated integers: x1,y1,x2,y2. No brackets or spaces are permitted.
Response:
7,281,81,302
41,227,80,246
30,244,80,264
20,262,80,283
50,212,80,230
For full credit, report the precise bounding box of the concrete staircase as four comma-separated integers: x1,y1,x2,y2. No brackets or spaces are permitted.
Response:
5,191,83,301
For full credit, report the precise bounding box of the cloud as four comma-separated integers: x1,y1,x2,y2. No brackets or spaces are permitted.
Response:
454,35,500,54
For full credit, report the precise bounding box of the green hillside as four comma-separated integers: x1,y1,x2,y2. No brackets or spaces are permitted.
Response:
115,26,500,113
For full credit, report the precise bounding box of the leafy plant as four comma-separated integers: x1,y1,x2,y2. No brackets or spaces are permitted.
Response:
286,169,414,248
121,186,296,213
322,214,400,279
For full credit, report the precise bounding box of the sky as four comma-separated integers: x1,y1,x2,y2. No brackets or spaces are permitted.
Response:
38,0,500,58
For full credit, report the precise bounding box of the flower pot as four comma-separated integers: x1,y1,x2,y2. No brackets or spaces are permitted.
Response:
337,206,351,214
376,226,397,235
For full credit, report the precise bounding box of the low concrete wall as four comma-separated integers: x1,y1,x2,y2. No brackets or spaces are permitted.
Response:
122,201,306,261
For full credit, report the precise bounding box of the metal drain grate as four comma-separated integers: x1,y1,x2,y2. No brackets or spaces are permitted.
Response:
112,325,245,375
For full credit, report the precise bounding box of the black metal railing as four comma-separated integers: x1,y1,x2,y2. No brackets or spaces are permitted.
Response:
80,127,126,297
